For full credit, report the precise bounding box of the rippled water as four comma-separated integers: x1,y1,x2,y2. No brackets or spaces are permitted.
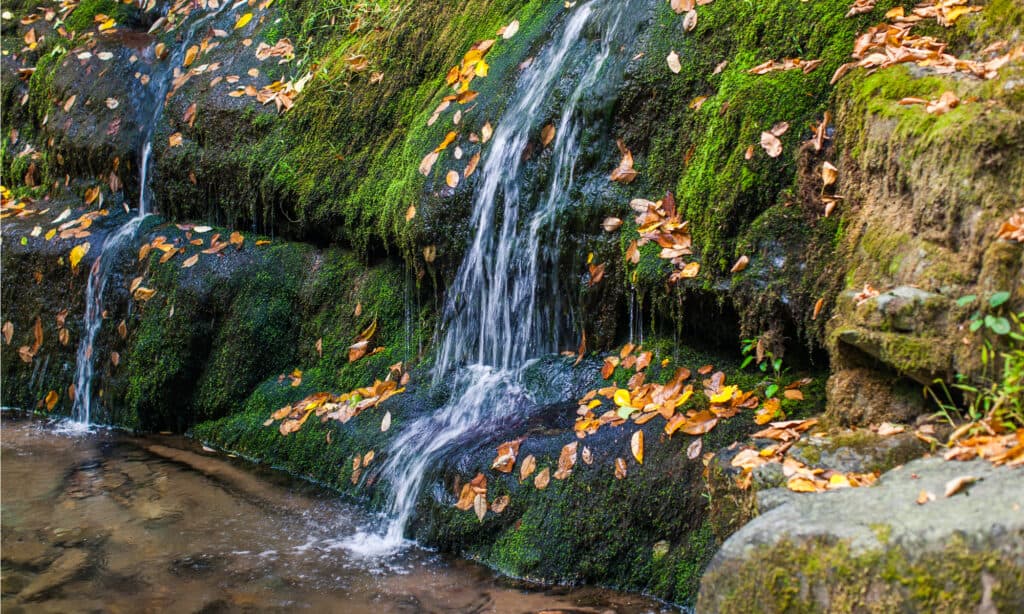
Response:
1,419,673,613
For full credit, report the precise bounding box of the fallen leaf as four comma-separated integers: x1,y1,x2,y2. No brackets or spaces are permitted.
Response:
234,12,253,29
500,19,520,39
520,454,537,482
474,493,487,521
687,438,702,460
405,205,416,221
631,430,644,464
110,351,120,366
730,255,749,273
610,140,638,183
667,50,682,74
614,457,627,479
541,124,556,146
944,475,980,498
812,297,825,320
602,217,622,232
492,439,522,473
2,321,12,345
582,446,593,464
682,9,697,32
45,390,59,411
821,161,838,188
491,495,510,513
419,151,439,176
877,422,904,436
381,410,391,432
760,131,782,157
783,389,804,401
534,467,551,489
916,489,935,505
69,242,90,272
465,152,481,178
446,170,460,188
169,132,183,147
555,441,578,479
182,254,199,268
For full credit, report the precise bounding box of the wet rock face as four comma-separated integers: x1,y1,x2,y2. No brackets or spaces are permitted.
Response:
698,457,1024,613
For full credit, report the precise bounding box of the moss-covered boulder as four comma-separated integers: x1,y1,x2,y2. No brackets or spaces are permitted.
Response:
698,456,1024,613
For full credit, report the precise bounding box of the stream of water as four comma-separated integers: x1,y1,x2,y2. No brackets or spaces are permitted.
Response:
1,419,671,612
345,0,633,555
70,1,238,428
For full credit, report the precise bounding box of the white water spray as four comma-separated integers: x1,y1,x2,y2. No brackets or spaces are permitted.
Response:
345,0,632,556
70,2,237,428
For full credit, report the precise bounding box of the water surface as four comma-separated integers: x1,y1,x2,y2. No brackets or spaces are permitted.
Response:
1,419,673,613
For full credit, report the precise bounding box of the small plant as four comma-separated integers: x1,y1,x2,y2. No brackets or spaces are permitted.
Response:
741,336,785,398
926,289,1024,431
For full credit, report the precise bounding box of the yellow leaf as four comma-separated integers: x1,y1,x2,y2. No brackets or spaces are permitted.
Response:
98,18,116,31
234,13,253,30
69,242,90,272
631,430,643,464
613,388,632,408
708,385,737,404
786,476,820,492
183,45,198,67
169,132,183,147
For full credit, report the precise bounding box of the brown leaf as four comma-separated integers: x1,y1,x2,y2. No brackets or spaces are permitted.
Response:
730,255,749,273
783,389,804,401
45,390,59,411
182,253,199,268
812,297,825,320
2,321,12,345
821,161,838,188
446,170,460,188
614,457,627,479
916,489,935,505
631,430,644,464
419,151,439,176
490,495,510,514
555,442,578,479
464,152,481,178
610,140,638,183
541,124,556,146
534,467,551,489
588,262,605,286
519,454,537,482
944,475,980,498
582,446,593,465
169,132,183,147
492,438,523,473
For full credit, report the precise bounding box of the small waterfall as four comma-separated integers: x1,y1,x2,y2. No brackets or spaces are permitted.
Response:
345,0,634,555
69,1,237,428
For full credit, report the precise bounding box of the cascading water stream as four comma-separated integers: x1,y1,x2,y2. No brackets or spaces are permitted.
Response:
69,1,237,428
345,0,633,555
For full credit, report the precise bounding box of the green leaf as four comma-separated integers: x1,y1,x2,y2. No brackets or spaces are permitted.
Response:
956,294,977,307
989,316,1011,336
617,405,636,420
969,319,984,332
741,356,754,369
989,291,1011,309
765,384,779,398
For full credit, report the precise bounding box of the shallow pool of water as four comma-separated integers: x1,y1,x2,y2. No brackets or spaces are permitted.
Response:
1,419,674,613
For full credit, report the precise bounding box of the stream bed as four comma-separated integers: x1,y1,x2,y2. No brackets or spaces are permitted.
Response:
1,418,673,613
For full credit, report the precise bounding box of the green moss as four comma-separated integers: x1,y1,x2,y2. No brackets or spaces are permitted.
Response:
699,534,1024,613
63,0,138,35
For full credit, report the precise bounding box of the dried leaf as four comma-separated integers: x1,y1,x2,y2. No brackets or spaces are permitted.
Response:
446,170,460,188
520,454,537,482
682,9,697,32
473,493,487,521
610,140,638,183
45,390,59,411
534,467,551,489
490,495,510,513
666,50,682,74
631,430,644,464
69,242,90,272
944,475,980,498
500,19,520,39
541,124,556,146
614,457,627,479
2,321,13,345
381,410,392,432
234,12,253,29
821,161,838,188
602,217,622,232
730,255,749,273
687,438,702,460
760,131,782,157
169,132,183,147
465,152,481,178
182,253,199,268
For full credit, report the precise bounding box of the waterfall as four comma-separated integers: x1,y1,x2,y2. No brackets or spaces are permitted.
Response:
69,1,237,428
345,0,633,555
